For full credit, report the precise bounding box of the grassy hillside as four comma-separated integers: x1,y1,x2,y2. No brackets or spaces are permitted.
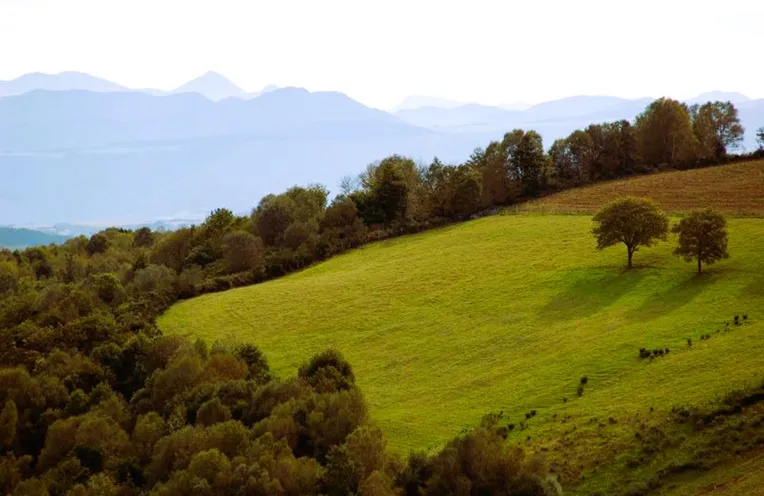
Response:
519,159,764,215
160,214,764,461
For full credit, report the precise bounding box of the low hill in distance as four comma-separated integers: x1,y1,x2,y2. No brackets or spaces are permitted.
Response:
520,159,764,216
0,227,69,249
0,71,128,97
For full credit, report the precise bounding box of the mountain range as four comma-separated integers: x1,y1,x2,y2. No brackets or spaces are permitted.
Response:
0,71,761,228
0,71,279,102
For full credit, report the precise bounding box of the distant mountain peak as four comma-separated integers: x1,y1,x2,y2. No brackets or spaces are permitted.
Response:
687,91,750,104
172,71,247,101
0,71,127,97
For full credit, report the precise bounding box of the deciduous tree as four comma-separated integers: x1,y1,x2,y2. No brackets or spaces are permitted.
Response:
636,98,697,167
592,197,669,268
221,231,265,274
672,209,729,274
692,101,744,160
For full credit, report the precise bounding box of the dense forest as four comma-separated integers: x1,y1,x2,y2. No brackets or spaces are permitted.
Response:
0,98,762,495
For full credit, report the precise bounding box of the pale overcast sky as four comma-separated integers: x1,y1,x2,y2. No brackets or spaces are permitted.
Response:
1,0,762,108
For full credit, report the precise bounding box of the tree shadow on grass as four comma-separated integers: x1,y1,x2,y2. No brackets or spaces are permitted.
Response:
629,273,717,322
741,273,764,298
540,268,647,322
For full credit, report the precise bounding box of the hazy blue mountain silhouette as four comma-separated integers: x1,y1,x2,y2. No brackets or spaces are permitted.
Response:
0,71,128,97
2,85,761,226
392,95,467,112
686,91,750,106
171,71,248,101
0,87,423,151
249,84,280,99
0,87,478,225
0,227,69,249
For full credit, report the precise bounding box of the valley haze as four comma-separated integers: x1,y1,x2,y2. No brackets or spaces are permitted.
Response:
0,71,762,228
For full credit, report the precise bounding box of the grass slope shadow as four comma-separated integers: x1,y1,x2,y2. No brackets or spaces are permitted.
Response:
540,268,646,322
630,273,718,322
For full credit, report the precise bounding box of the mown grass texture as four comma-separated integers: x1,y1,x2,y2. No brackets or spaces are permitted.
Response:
160,214,764,459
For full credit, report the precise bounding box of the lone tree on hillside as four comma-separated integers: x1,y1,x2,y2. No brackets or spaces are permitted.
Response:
672,209,729,274
757,126,764,150
592,197,669,269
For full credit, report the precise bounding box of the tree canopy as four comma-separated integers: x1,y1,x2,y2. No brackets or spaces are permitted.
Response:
672,209,730,273
592,197,669,268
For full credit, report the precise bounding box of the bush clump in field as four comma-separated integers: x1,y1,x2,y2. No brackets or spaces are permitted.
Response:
298,348,355,392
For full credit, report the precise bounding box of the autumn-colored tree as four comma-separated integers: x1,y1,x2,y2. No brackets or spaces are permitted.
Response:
133,227,154,248
0,400,17,449
478,140,513,207
692,101,744,160
511,130,549,194
221,231,265,274
635,98,697,167
365,157,411,229
86,234,109,256
592,197,669,268
672,209,729,274
150,227,196,272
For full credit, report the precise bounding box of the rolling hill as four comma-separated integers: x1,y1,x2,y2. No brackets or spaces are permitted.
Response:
159,159,764,493
0,227,69,249
0,71,128,97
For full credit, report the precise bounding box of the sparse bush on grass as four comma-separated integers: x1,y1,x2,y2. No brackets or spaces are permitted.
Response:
577,387,584,397
580,376,589,386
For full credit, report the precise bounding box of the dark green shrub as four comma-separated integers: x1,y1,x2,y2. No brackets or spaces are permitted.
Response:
580,376,589,385
298,348,355,392
577,387,584,397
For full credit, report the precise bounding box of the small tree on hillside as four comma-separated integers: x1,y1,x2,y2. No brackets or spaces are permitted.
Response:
757,127,764,150
672,209,729,274
592,197,669,269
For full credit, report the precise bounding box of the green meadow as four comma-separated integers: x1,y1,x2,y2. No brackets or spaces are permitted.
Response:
160,213,764,459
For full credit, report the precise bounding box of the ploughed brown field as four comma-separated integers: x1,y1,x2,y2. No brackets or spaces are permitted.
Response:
520,159,764,216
